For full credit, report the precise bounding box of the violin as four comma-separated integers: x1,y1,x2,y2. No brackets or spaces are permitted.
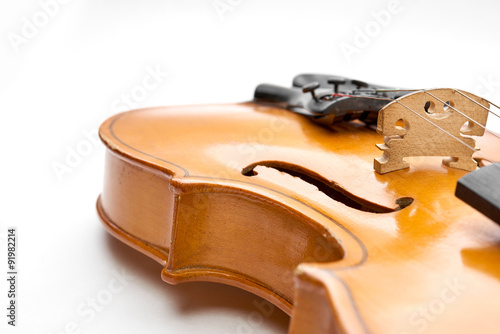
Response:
96,74,500,333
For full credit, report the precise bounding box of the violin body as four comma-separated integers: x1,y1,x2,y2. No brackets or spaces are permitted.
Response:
97,99,500,333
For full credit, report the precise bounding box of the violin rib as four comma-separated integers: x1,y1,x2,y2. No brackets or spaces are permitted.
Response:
98,102,500,334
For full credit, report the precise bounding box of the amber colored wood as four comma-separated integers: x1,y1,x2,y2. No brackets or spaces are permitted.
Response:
375,89,490,174
97,102,500,334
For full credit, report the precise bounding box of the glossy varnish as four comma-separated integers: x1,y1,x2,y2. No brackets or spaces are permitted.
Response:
97,102,500,334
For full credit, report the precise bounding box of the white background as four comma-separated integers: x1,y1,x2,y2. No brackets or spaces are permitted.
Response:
1,0,500,333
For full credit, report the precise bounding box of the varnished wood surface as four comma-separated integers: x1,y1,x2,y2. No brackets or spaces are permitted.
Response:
97,102,500,334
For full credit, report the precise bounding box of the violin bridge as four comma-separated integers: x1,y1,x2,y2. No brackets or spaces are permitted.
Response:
373,88,490,174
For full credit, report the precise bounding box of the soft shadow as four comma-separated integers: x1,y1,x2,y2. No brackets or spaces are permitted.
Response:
461,245,500,282
104,232,290,332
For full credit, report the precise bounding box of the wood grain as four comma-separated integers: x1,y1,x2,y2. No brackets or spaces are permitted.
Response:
375,89,489,174
97,102,500,333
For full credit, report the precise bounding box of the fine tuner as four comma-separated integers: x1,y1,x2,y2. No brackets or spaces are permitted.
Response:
255,74,500,171
255,73,500,224
254,74,411,125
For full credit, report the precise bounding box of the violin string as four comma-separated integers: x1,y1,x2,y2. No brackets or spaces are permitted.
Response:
392,99,497,164
393,100,479,151
377,88,500,122
410,89,500,141
453,89,500,120
422,90,500,140
375,89,417,92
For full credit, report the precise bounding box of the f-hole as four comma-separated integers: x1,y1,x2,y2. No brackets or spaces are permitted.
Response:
242,162,413,213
